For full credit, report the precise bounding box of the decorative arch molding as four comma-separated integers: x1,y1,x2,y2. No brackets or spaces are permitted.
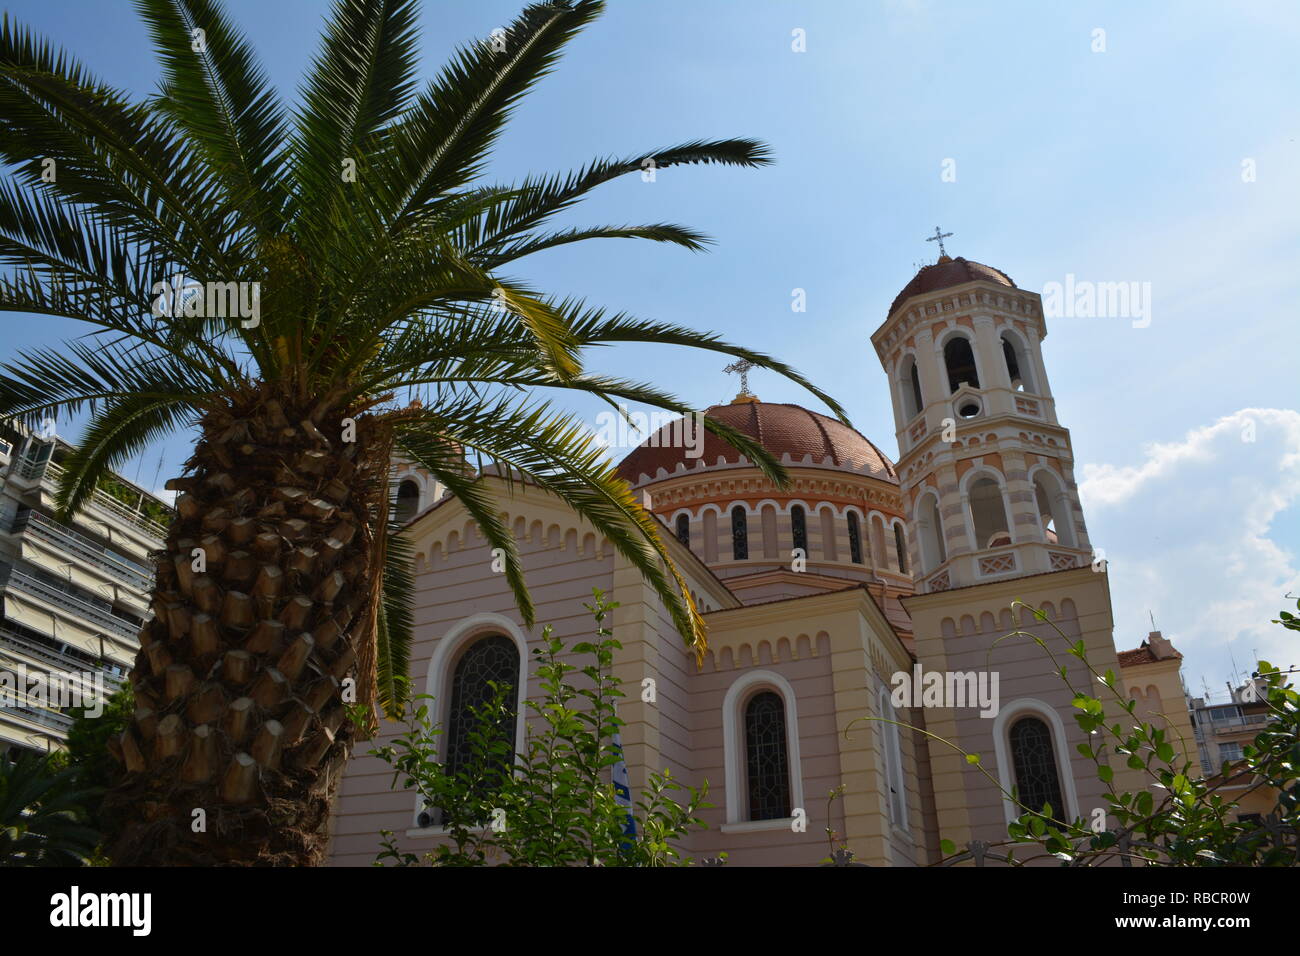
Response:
702,631,830,672
414,612,531,828
667,507,696,523
781,498,815,516
424,510,606,564
991,697,1081,825
721,669,805,826
894,346,922,380
391,468,434,510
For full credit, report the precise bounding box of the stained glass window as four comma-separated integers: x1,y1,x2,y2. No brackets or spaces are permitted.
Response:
444,635,520,809
847,511,863,564
731,506,748,560
675,513,690,547
791,505,807,553
745,691,791,820
1009,716,1065,821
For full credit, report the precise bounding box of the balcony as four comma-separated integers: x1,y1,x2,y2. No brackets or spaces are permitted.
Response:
0,622,126,690
12,508,154,591
0,561,142,641
0,703,73,732
19,459,170,542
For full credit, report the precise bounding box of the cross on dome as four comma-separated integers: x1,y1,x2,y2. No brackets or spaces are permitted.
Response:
723,358,757,401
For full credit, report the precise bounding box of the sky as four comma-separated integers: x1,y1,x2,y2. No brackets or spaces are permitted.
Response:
1,0,1297,701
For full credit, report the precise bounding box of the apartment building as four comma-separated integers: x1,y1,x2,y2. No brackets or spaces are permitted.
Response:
1188,677,1277,823
0,425,171,758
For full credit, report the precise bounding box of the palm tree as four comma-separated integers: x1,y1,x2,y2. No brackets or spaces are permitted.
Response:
0,751,102,865
0,0,846,865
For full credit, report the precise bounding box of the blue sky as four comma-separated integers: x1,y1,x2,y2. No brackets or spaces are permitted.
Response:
2,0,1297,699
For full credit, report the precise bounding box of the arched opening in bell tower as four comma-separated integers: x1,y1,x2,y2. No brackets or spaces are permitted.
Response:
1001,331,1036,393
900,355,924,419
942,334,981,392
967,475,1011,549
916,492,946,573
1032,469,1075,548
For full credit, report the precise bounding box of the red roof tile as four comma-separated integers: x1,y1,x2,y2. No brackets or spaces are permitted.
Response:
889,256,1016,316
617,401,897,485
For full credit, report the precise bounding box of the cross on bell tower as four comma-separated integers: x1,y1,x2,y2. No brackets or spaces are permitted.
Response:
925,226,953,259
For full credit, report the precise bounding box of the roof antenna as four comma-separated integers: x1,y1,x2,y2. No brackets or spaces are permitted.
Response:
151,447,165,493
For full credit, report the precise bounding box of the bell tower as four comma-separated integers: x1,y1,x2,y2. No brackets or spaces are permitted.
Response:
871,247,1149,855
871,251,1093,593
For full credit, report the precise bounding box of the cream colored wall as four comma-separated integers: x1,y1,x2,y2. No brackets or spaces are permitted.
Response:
1122,658,1202,778
328,483,935,867
692,588,926,866
328,494,619,866
902,567,1143,858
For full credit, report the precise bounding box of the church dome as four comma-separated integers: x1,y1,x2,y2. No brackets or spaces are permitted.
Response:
889,256,1015,317
617,400,897,485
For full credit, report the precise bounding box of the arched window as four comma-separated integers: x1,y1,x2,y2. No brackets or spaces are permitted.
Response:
731,506,748,560
675,513,690,547
790,505,807,553
943,335,980,392
968,476,1010,549
901,356,924,419
1001,332,1035,393
918,494,946,573
744,691,791,820
1009,716,1066,821
893,524,908,574
1033,471,1075,548
444,635,520,793
394,479,420,524
847,512,863,564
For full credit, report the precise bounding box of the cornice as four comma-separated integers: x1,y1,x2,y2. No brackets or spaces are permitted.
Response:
871,282,1046,361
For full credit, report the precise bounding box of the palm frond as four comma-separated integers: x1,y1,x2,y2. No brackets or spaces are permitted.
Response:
136,0,289,238
375,523,415,719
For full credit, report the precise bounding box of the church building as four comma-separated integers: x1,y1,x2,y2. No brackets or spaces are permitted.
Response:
328,252,1199,866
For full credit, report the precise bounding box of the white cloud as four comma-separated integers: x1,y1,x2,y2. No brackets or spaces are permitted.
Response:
1079,408,1300,699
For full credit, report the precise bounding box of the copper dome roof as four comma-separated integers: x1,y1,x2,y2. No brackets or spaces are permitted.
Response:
617,401,897,485
889,256,1016,317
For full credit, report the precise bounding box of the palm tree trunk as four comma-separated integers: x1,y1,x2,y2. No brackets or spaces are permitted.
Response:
104,391,385,866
